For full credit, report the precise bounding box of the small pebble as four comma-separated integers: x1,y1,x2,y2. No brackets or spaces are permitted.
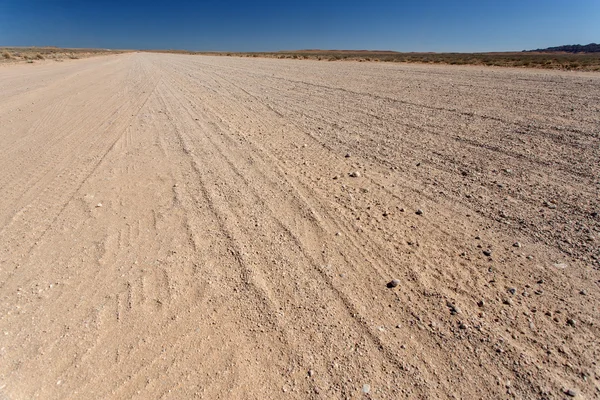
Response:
415,209,423,215
459,323,467,330
362,384,370,394
477,300,485,307
503,298,513,306
580,290,587,295
345,153,351,158
483,250,492,257
508,288,516,295
565,388,576,397
387,279,400,288
96,203,102,208
513,242,522,248
308,369,315,377
349,171,361,178
567,319,576,327
447,303,461,315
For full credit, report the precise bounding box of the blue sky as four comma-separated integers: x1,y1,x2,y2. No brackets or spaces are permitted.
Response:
0,0,598,52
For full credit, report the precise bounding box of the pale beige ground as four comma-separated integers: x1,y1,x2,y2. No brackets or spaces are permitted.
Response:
0,53,598,399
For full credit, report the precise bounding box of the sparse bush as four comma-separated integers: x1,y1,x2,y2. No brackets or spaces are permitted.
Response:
35,53,44,60
2,51,12,59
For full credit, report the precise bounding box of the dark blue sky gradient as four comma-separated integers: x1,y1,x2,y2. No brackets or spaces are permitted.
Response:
0,0,598,52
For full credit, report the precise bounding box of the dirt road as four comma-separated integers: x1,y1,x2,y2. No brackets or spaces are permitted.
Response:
0,53,598,399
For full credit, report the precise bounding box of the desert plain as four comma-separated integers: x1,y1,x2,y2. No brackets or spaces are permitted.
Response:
0,52,598,399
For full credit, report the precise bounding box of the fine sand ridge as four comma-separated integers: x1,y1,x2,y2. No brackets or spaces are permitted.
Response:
0,52,598,399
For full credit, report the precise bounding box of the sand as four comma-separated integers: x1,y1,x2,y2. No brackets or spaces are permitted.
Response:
0,52,598,399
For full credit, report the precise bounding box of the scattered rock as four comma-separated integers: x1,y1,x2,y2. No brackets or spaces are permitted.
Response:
96,203,102,208
332,175,340,180
345,153,351,158
564,388,577,397
543,201,557,209
483,250,492,257
503,298,513,306
567,319,576,327
513,242,522,248
477,300,485,307
580,290,587,295
362,384,371,394
459,323,467,330
308,369,315,377
382,211,389,217
447,302,461,315
387,279,400,288
398,208,405,212
415,209,423,215
349,171,361,178
508,288,516,295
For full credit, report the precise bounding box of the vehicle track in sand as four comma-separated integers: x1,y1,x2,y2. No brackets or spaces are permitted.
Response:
0,53,598,399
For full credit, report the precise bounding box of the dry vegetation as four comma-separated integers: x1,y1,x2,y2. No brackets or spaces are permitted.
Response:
146,49,600,71
0,47,128,64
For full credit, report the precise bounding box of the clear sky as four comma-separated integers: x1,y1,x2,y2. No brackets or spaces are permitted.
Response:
0,0,598,52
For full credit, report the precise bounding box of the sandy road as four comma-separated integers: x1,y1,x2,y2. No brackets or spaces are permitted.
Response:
0,53,598,399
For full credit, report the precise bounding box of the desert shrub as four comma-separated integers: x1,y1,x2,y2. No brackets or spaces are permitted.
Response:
2,51,12,59
35,53,44,60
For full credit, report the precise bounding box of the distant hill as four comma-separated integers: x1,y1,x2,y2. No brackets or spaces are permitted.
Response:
524,43,600,53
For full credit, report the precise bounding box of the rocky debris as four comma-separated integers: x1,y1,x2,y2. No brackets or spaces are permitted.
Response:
564,388,577,397
95,203,102,208
308,369,315,377
508,287,516,295
513,242,522,248
447,301,461,315
415,209,423,215
483,249,492,257
579,290,587,295
387,279,400,288
349,171,361,178
345,153,351,158
543,200,557,209
567,318,576,327
362,384,371,394
477,300,485,307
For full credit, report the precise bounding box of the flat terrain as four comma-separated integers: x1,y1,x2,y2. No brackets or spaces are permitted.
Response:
0,53,598,399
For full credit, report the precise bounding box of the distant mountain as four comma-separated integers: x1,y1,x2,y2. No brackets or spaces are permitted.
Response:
524,43,600,53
